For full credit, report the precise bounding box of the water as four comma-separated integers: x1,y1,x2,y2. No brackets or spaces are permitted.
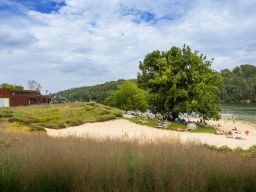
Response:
221,104,256,123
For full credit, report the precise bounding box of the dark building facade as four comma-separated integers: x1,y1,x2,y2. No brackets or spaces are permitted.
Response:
0,88,50,107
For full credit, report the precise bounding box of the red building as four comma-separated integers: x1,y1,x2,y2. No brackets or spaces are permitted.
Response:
0,88,50,107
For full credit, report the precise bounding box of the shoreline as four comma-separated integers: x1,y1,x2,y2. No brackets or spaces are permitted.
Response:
46,119,256,149
207,117,256,135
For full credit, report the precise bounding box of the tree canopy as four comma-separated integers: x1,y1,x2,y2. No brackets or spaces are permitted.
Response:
53,80,136,103
0,83,24,90
105,81,148,112
137,45,222,120
220,64,256,103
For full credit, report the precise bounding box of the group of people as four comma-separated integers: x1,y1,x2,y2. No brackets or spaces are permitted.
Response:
215,123,250,140
133,112,170,129
154,120,169,129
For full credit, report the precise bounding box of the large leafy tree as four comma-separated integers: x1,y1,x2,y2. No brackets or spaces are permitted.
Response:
137,45,222,120
105,81,148,112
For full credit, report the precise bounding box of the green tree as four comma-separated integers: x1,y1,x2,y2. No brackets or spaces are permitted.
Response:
0,83,24,90
105,81,148,112
53,79,136,103
220,64,256,103
137,45,222,120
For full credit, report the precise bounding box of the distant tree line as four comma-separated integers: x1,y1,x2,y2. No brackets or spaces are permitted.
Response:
0,80,43,92
0,83,24,90
220,64,256,103
52,80,136,103
54,65,256,106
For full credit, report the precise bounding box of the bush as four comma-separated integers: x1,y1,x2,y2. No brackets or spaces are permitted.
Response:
97,114,116,122
0,113,13,118
204,144,256,159
8,117,29,124
65,119,83,126
29,126,46,132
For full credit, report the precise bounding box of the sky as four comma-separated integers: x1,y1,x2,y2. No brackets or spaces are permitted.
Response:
0,0,256,93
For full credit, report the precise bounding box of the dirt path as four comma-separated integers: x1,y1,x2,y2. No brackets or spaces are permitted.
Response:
46,119,256,149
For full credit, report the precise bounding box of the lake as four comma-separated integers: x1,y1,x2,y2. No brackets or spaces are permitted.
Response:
221,104,256,123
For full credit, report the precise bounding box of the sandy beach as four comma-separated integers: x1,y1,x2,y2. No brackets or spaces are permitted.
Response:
46,119,256,149
207,118,256,132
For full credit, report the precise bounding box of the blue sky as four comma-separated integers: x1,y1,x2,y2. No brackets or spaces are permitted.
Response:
0,0,65,14
0,0,256,92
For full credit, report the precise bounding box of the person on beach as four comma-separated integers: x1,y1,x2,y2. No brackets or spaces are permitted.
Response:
245,130,249,136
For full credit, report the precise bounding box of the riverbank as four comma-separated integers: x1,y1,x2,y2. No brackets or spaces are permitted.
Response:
207,118,256,134
222,103,256,124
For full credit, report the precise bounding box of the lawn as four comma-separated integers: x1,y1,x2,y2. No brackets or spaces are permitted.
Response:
0,102,122,132
126,116,216,134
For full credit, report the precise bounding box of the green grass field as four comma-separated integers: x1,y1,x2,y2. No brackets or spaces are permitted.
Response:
126,117,216,134
0,102,122,132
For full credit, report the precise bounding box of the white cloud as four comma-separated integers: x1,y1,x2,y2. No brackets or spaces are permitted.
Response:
0,0,255,92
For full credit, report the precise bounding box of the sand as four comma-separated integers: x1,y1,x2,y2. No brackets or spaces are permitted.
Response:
46,119,256,149
207,118,256,132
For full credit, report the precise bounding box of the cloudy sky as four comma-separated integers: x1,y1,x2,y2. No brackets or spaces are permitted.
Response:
0,0,256,92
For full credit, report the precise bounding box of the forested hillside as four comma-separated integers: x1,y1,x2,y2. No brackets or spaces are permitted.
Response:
220,64,256,103
53,65,256,104
53,79,135,103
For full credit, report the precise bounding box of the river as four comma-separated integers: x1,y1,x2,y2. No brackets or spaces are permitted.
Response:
221,104,256,123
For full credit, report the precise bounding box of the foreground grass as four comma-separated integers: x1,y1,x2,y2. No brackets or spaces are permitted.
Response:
0,131,256,192
127,117,216,134
0,102,122,132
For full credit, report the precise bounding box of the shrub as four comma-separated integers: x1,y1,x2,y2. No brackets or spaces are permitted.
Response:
8,117,29,124
29,126,46,132
0,113,13,118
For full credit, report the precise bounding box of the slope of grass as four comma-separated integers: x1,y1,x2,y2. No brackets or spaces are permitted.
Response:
204,144,256,159
126,117,216,134
0,102,122,132
0,131,256,192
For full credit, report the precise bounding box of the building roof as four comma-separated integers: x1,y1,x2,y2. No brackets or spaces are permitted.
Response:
12,89,40,93
0,88,43,96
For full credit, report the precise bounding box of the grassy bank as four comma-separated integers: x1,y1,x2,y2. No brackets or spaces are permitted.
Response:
0,102,122,132
1,131,256,192
126,117,216,134
204,144,256,159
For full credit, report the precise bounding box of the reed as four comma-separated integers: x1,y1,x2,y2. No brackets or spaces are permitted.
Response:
1,131,256,192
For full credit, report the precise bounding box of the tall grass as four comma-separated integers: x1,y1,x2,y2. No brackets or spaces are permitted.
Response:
0,102,122,131
0,131,256,192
